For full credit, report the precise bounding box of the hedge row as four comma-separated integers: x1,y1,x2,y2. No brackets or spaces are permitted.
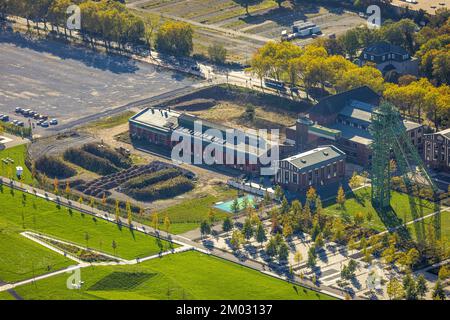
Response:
35,156,76,179
63,148,119,175
82,143,131,169
126,176,194,201
122,168,182,191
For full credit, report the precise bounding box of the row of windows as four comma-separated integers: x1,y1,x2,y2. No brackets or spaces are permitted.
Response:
279,161,340,185
363,53,409,61
336,117,368,131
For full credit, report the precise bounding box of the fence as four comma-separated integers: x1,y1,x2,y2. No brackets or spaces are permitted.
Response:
227,179,274,198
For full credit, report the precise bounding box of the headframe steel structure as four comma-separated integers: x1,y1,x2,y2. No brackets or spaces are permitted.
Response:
370,101,441,241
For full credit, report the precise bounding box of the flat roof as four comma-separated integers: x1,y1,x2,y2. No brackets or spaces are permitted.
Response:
339,105,372,123
130,108,181,133
130,107,274,157
281,145,346,171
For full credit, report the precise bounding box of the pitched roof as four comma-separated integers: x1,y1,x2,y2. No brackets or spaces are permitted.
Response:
311,86,380,115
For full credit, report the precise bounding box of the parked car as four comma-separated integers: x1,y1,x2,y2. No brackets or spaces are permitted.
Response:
49,119,58,125
1,115,9,122
15,107,22,113
17,121,24,127
41,121,49,127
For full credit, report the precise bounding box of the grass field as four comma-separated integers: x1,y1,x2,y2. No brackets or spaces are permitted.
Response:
159,186,237,234
12,251,334,300
0,185,174,261
0,144,34,185
323,187,436,232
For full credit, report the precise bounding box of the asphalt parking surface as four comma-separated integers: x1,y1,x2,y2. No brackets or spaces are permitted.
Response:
0,32,200,134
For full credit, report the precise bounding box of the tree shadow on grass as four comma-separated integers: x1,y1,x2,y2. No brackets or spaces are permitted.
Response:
128,227,136,240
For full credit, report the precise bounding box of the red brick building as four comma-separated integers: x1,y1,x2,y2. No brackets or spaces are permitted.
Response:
275,145,346,192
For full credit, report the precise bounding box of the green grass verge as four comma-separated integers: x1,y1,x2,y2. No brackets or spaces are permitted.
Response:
13,251,335,300
0,291,16,300
323,187,436,232
83,111,135,130
0,226,72,283
0,185,175,261
0,144,35,185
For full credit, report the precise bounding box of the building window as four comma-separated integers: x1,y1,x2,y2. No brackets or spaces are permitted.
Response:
293,174,297,184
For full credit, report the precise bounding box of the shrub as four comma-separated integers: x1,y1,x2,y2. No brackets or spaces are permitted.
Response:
63,148,118,175
82,143,131,169
122,168,182,190
35,156,76,179
126,176,194,201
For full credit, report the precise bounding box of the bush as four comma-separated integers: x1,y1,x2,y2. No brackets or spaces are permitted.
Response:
63,148,118,175
0,122,32,138
35,156,76,179
208,43,227,64
82,143,131,169
122,168,182,190
126,176,194,201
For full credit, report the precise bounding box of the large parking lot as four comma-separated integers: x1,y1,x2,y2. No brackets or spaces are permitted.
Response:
0,32,200,135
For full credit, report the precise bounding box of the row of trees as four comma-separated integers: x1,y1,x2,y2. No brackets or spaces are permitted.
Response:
249,38,449,128
1,1,145,49
0,0,196,57
384,78,450,128
331,12,450,87
387,273,446,300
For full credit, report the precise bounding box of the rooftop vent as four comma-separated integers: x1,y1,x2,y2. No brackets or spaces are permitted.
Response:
301,159,306,164
323,151,329,156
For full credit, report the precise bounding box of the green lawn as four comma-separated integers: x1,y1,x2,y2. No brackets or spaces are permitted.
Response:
0,185,174,262
0,224,72,283
324,187,436,232
159,186,237,234
0,144,35,185
0,291,16,300
407,210,449,245
12,251,334,300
